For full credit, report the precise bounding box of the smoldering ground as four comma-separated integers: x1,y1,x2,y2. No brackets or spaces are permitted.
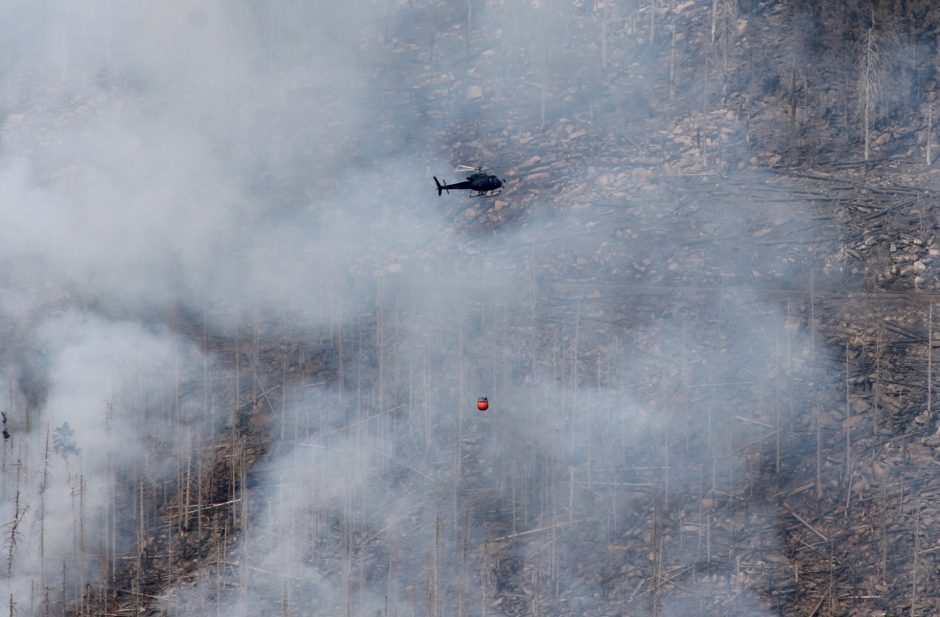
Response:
0,1,873,616
158,261,822,615
0,312,218,607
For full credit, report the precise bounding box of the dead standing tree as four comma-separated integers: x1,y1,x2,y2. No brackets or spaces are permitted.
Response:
857,26,882,171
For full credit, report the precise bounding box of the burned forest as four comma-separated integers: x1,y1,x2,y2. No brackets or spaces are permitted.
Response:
4,0,940,616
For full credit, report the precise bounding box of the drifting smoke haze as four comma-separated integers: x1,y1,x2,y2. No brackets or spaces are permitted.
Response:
1,0,927,616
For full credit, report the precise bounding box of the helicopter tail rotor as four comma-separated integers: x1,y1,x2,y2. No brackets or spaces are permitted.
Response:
434,176,448,196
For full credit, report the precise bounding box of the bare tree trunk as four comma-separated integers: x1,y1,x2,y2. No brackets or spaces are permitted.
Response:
648,0,656,49
789,54,797,124
774,334,781,482
929,302,934,419
815,408,823,500
864,85,871,166
927,104,933,166
466,0,472,57
540,47,549,131
810,270,815,354
6,470,21,577
912,501,920,617
711,0,718,44
458,512,468,617
845,343,852,486
651,503,660,617
861,27,879,170
669,28,676,101
40,428,50,593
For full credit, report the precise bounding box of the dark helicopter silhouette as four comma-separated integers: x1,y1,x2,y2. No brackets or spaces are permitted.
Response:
434,165,505,197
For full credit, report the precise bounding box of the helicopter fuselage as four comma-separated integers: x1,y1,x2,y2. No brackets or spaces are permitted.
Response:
434,171,503,196
467,173,502,193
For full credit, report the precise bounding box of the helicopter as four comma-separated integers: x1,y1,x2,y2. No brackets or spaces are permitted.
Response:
434,165,505,197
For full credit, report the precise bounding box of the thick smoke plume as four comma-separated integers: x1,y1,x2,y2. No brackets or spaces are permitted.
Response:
0,1,880,616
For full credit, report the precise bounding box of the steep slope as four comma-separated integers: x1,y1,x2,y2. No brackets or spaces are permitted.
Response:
5,2,940,617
